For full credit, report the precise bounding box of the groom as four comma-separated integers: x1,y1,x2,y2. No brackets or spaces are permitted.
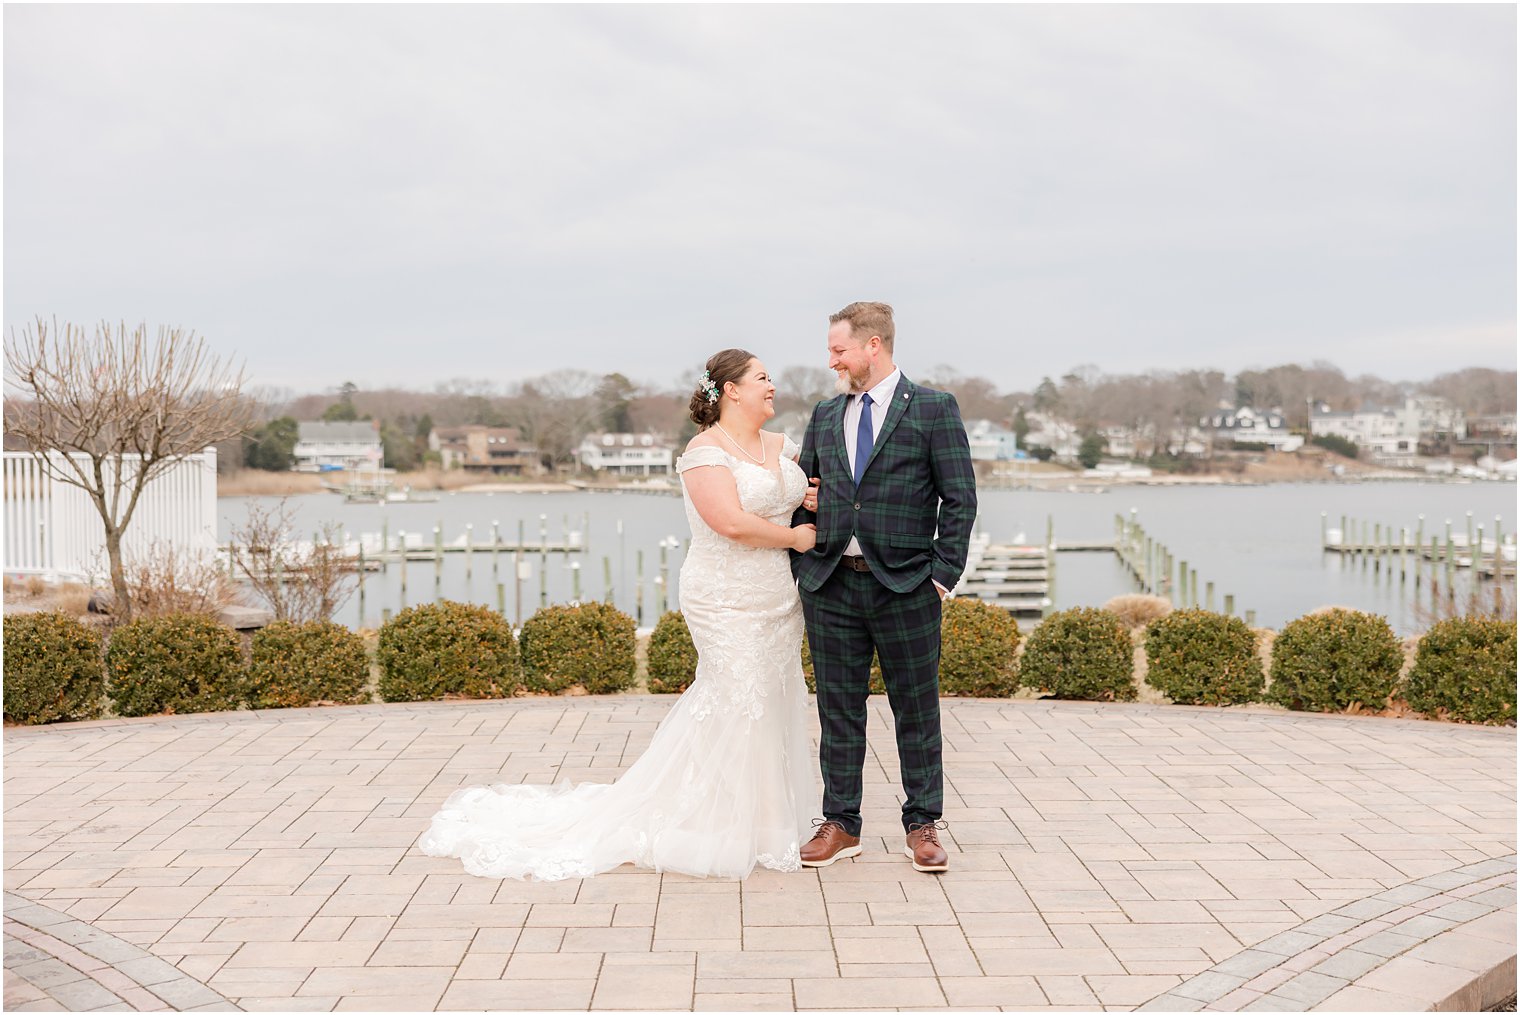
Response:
792,301,977,873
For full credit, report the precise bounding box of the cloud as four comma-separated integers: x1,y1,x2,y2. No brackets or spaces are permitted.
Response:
4,5,1513,392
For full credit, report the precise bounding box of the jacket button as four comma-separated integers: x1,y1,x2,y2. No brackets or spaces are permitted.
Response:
853,502,861,510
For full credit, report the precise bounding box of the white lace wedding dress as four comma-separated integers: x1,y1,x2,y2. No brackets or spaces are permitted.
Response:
418,435,817,880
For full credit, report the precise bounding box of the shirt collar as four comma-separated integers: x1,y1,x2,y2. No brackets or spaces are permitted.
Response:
857,368,901,407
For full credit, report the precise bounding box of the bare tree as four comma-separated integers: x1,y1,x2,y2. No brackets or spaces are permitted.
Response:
774,366,836,414
628,390,689,437
1058,364,1104,430
4,319,253,621
229,499,357,623
1423,367,1518,416
504,370,604,467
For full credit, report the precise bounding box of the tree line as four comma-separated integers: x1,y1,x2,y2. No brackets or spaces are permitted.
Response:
236,361,1517,472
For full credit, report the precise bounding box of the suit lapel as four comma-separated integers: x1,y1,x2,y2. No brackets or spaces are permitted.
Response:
827,394,852,478
862,375,915,477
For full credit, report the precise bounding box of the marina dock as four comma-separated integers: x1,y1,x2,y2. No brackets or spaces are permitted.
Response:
1322,512,1517,580
955,541,1054,617
955,511,1251,623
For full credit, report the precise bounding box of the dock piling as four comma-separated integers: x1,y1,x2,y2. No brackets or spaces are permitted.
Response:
398,530,408,606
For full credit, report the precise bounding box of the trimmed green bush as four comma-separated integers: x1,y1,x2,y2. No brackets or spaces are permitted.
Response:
520,601,637,694
376,600,519,702
3,611,105,724
647,611,698,694
1404,617,1517,725
939,598,1021,697
249,620,371,708
801,634,884,695
1267,609,1402,712
1144,609,1264,706
1020,607,1136,701
106,613,247,717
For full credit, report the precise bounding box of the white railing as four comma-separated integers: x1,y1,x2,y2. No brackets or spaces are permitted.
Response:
3,448,218,580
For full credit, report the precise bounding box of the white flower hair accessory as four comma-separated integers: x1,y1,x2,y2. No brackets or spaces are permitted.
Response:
699,369,719,404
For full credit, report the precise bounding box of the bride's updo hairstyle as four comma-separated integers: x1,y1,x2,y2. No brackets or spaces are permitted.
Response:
688,348,756,430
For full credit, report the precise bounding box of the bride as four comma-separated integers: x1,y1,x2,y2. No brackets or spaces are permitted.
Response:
418,348,821,880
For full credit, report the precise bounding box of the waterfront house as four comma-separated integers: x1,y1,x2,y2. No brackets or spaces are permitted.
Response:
1099,426,1147,458
1203,406,1305,452
293,421,383,471
966,420,1020,461
1164,424,1211,457
1022,413,1082,461
1311,402,1420,461
1407,396,1467,441
429,425,543,476
577,432,674,476
1469,413,1518,441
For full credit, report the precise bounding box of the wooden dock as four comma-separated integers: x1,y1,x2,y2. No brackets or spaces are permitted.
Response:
365,541,584,563
1322,513,1516,580
955,542,1052,617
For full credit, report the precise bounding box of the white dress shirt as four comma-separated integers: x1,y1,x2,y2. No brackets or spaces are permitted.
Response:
839,368,948,596
842,369,901,558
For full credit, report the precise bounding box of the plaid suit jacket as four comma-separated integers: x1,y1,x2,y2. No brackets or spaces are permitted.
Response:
791,375,977,594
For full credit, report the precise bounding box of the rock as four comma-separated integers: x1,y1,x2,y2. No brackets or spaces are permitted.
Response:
218,605,273,631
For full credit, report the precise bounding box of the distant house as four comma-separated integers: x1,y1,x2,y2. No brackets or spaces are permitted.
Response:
1099,426,1145,459
578,432,674,476
1311,402,1423,459
1166,428,1211,458
1461,413,1518,462
1467,413,1517,442
965,420,1020,462
293,421,382,471
1022,412,1081,461
1407,396,1466,441
429,425,542,476
1202,406,1304,452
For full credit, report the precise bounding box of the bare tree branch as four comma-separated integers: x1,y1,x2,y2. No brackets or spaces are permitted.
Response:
4,318,254,621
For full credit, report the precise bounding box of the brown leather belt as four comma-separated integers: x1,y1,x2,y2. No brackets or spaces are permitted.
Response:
839,554,871,573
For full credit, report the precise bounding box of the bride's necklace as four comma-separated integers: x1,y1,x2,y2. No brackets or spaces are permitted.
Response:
714,422,767,465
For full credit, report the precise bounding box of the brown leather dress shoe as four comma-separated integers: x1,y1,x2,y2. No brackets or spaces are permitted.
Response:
799,819,862,868
905,821,949,872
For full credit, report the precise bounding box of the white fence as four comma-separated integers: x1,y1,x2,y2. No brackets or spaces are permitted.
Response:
3,448,218,580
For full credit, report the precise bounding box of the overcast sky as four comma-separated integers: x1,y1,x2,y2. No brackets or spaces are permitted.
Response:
5,5,1514,397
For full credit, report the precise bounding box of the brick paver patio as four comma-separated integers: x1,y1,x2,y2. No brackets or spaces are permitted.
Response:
4,696,1514,1011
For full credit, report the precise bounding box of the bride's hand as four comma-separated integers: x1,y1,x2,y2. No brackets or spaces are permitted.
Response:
791,523,817,553
801,477,820,513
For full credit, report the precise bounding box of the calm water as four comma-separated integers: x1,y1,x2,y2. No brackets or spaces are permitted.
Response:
217,481,1515,635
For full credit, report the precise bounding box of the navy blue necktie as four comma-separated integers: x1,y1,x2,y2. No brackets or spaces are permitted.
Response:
853,392,874,486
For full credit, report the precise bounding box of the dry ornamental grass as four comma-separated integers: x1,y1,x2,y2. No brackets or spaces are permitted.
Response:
1103,593,1173,629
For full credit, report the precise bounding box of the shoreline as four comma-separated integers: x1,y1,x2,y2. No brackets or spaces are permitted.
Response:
214,467,1512,499
214,470,585,498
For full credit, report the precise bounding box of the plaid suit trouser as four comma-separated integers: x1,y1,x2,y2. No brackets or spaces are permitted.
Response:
801,567,943,836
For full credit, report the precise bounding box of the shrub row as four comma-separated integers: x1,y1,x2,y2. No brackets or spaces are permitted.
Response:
3,599,639,724
6,603,1513,726
652,603,1513,724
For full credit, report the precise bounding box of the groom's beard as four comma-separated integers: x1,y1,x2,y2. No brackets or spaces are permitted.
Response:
834,366,869,395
